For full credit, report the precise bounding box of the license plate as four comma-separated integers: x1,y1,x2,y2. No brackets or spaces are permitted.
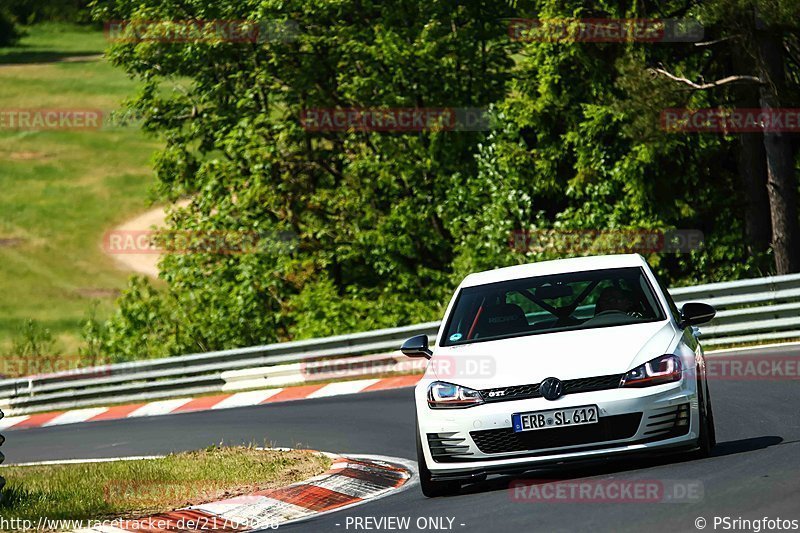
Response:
512,405,599,433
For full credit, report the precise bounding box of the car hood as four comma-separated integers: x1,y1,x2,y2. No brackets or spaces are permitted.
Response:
427,320,678,389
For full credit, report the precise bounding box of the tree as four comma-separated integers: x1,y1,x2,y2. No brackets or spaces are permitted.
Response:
93,0,516,358
92,0,799,361
457,0,756,284
653,0,800,273
0,9,20,47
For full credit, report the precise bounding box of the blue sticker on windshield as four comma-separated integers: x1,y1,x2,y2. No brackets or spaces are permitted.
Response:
449,333,463,341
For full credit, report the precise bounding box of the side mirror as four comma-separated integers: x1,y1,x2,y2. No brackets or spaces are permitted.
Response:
401,334,433,359
679,302,716,328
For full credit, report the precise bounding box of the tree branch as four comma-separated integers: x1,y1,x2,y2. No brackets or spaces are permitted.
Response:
651,67,763,90
694,35,740,47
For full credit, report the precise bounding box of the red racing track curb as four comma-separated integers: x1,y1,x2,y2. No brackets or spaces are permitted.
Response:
70,455,412,532
0,375,423,432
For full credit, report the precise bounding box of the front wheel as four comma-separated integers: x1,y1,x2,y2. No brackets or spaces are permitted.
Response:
416,428,461,497
692,378,716,458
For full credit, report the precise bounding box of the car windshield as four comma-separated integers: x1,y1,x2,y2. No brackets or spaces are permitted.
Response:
441,267,666,346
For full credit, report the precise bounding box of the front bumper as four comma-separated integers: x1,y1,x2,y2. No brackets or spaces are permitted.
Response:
416,378,699,480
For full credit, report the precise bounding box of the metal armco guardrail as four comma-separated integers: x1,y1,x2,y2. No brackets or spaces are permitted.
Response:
0,322,440,416
1,273,799,416
670,272,800,346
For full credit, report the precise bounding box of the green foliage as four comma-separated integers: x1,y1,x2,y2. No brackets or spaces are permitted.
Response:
1,319,62,378
92,0,516,357
88,0,797,360
4,0,93,24
455,0,779,285
0,9,21,46
9,319,59,359
78,302,109,366
288,276,442,340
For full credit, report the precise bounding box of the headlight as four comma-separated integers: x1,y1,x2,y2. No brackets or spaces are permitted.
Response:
621,354,682,387
427,381,484,409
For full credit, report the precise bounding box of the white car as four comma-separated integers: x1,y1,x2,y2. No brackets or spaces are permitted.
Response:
402,254,717,497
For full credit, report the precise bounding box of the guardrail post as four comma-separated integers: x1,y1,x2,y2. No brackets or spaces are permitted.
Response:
0,407,5,503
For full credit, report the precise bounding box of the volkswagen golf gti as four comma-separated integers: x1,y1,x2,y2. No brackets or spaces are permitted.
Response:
401,254,717,497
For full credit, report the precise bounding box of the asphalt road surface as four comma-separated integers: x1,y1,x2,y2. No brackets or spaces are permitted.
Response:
4,345,800,533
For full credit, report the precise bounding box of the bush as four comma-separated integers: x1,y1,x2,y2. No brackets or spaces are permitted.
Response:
0,9,21,46
4,0,92,25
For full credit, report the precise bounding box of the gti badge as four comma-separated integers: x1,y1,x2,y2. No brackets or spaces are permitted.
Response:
539,377,564,401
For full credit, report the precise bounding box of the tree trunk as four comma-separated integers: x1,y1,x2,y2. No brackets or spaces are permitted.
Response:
731,40,772,256
755,31,800,274
737,133,772,253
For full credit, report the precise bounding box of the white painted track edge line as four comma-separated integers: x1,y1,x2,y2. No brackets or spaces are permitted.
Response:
2,455,165,467
43,408,110,427
307,379,382,399
126,398,194,417
210,389,283,409
0,415,30,430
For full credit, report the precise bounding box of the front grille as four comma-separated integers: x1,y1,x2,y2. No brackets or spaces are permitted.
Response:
642,403,690,440
427,432,474,462
563,375,624,394
469,413,642,455
481,374,623,403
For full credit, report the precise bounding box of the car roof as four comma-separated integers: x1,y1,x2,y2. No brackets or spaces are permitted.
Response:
460,254,650,288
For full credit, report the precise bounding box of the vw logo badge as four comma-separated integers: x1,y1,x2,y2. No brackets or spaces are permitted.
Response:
540,377,564,401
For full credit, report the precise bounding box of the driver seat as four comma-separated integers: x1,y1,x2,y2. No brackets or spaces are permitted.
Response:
594,287,635,315
474,303,528,338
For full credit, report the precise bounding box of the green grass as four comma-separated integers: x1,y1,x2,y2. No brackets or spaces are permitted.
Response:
0,22,107,65
0,22,160,360
0,446,330,525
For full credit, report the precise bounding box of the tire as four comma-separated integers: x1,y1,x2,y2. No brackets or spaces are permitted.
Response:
416,427,461,497
704,379,717,448
692,377,716,458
